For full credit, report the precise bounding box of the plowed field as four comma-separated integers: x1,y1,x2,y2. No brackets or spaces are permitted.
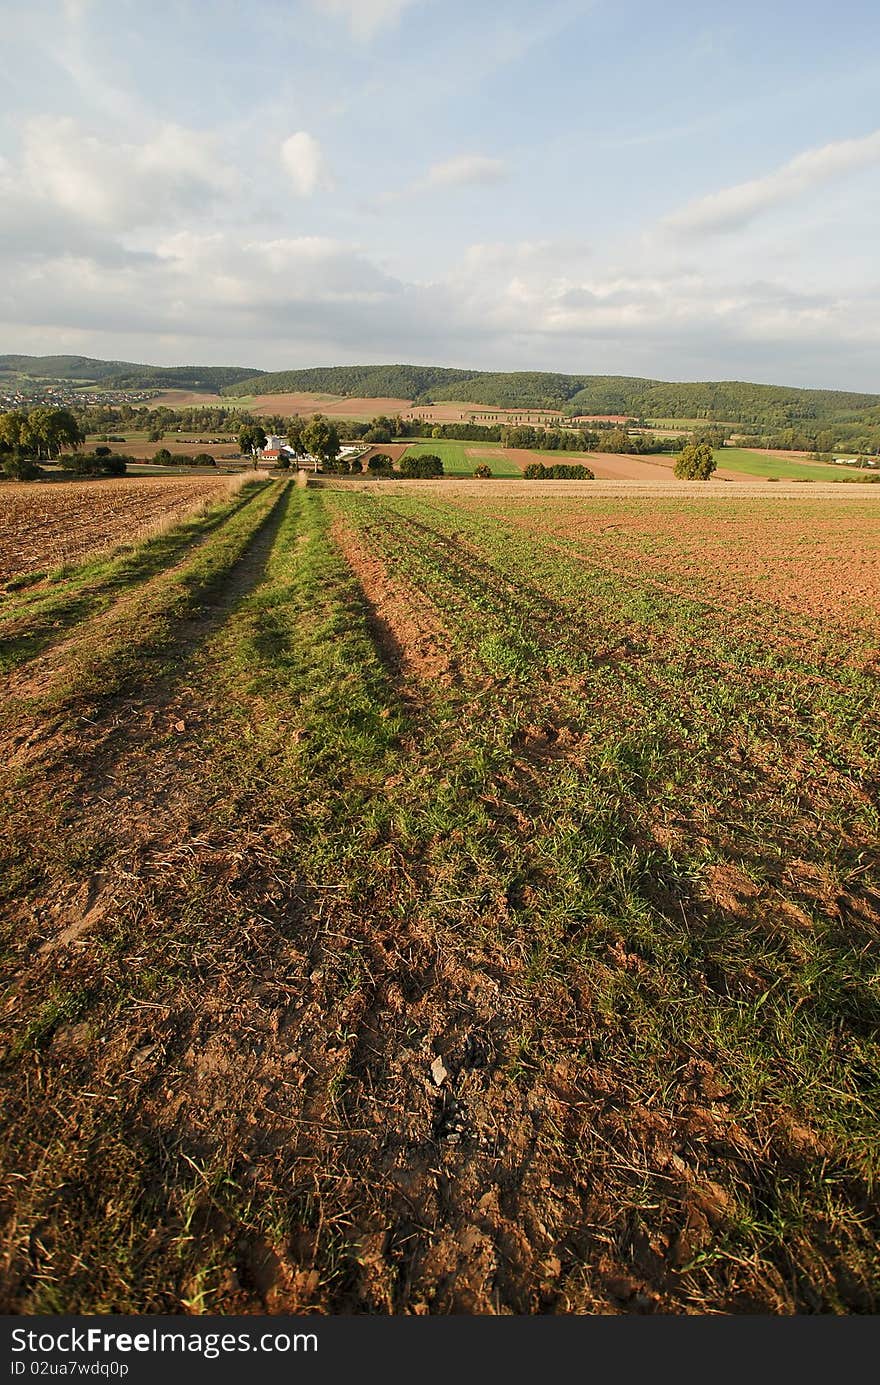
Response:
0,475,250,582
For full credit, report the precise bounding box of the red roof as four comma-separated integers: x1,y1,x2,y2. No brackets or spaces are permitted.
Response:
262,449,282,459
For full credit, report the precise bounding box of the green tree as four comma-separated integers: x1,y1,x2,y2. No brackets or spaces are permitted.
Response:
238,423,267,466
674,442,716,480
302,414,340,471
286,417,306,463
363,423,392,444
23,407,83,459
400,453,443,478
0,411,28,458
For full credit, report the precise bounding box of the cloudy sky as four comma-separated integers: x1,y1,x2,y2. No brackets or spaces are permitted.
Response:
1,0,879,388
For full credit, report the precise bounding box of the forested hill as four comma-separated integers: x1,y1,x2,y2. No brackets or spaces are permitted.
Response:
224,364,880,429
0,355,263,392
225,364,478,400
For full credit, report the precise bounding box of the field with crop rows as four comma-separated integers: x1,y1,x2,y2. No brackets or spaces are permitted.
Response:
1,478,879,1315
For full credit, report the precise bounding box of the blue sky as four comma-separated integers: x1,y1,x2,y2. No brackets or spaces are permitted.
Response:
1,0,879,387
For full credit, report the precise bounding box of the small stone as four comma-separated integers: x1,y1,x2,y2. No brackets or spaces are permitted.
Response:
431,1055,448,1087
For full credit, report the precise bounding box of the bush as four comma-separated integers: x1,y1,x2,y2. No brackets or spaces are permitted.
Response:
59,451,128,476
549,463,594,479
367,453,394,476
523,461,594,480
473,464,493,479
152,449,174,465
363,425,392,444
674,442,716,480
100,454,128,476
399,453,444,478
191,453,217,467
2,454,41,480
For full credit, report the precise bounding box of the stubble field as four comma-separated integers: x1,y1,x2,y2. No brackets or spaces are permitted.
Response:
0,477,878,1315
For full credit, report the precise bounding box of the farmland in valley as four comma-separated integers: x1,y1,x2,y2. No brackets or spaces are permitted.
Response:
1,476,879,1314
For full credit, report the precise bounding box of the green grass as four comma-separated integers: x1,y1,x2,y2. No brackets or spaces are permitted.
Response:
717,448,877,482
400,439,521,477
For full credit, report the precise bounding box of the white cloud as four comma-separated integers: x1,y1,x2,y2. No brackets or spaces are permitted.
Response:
280,132,332,197
62,0,92,20
311,0,421,40
664,128,880,236
423,154,508,187
14,117,237,230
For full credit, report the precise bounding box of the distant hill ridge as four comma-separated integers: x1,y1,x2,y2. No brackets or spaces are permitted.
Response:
2,354,879,431
0,354,264,392
223,364,880,429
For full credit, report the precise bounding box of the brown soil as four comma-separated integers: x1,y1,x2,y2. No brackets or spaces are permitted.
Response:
0,476,244,582
441,491,880,636
358,443,410,470
330,517,456,687
250,394,414,419
1,488,878,1314
148,390,566,427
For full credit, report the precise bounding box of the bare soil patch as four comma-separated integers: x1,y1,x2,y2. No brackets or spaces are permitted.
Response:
0,476,247,583
147,390,227,408
358,443,410,470
249,393,414,419
330,517,455,687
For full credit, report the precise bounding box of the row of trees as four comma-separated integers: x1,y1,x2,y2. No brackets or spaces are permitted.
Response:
0,407,83,477
0,404,84,481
